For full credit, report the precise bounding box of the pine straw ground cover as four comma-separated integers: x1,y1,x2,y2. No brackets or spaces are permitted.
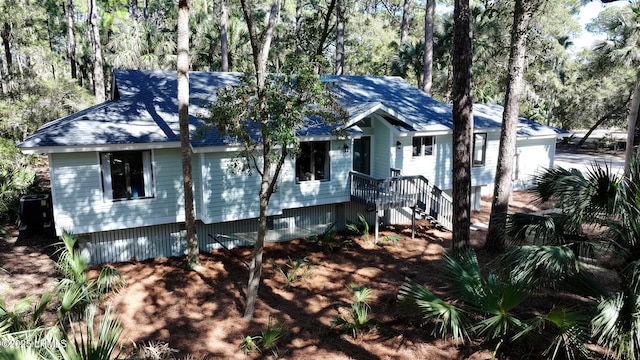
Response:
0,191,616,359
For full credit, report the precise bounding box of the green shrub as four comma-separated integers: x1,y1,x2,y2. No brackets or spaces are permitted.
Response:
0,139,36,223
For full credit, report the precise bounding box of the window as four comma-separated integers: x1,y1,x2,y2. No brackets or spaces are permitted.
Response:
296,141,330,182
412,136,434,156
101,151,153,200
473,133,487,167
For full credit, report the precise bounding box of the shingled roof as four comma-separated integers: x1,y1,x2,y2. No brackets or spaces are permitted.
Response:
19,70,564,153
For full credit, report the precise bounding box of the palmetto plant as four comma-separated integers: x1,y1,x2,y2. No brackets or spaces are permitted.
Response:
271,257,314,288
346,213,370,242
502,158,640,359
399,250,532,349
332,284,373,338
55,231,126,319
0,292,51,333
0,233,128,360
49,305,124,360
241,316,287,358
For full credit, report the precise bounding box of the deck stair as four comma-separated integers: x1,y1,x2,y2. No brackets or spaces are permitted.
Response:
350,171,453,241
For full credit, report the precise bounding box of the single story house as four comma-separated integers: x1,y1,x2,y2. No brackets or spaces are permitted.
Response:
19,70,563,263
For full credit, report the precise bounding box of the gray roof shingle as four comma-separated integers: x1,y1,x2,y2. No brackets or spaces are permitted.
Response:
19,70,565,152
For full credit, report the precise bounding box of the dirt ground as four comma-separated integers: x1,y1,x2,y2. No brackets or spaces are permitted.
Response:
2,191,597,359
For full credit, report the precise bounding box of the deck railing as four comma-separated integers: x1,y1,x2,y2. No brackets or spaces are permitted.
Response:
350,172,453,231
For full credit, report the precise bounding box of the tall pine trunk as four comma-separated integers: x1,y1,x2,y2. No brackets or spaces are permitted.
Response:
624,80,640,174
335,0,344,75
451,0,473,255
88,0,105,103
66,0,78,79
178,0,200,270
295,0,303,53
220,0,229,71
421,0,434,94
400,0,410,44
2,22,12,75
485,0,534,252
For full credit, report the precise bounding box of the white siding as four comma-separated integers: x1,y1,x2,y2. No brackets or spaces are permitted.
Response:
471,131,501,189
371,117,392,178
396,134,452,190
50,148,184,236
278,141,351,209
199,141,351,224
199,152,271,223
513,137,555,191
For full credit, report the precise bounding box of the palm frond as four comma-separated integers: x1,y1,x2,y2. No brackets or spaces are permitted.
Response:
398,278,469,344
561,271,610,300
592,291,640,360
471,312,525,342
467,276,530,341
507,212,571,246
442,250,484,304
515,307,590,360
96,267,126,295
61,305,123,360
498,245,579,291
623,259,640,294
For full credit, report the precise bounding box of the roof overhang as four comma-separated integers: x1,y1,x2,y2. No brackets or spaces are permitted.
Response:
19,141,182,154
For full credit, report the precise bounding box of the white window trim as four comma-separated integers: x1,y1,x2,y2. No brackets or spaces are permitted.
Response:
412,136,435,157
101,150,155,202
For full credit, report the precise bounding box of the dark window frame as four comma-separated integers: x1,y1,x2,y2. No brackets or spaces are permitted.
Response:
296,141,331,182
473,133,487,167
412,136,435,157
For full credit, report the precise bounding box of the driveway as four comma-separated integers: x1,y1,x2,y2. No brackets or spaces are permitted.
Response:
553,150,624,174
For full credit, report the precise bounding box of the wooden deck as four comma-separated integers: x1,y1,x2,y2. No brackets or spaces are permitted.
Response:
350,172,453,231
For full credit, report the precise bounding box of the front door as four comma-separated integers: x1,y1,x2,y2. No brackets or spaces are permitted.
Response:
353,136,371,175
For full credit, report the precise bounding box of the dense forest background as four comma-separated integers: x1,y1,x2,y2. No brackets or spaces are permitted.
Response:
0,0,637,222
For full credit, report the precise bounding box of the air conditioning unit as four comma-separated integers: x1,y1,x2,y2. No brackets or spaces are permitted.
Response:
19,194,53,235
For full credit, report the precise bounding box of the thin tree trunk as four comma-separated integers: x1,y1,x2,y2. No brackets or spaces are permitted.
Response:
313,0,338,66
178,0,200,270
335,0,344,75
624,80,640,174
220,0,229,71
451,0,473,255
131,0,142,18
66,0,78,79
485,0,533,252
400,0,410,44
238,0,280,321
0,55,6,95
577,107,624,148
295,0,303,53
422,0,434,94
2,22,12,75
88,0,105,103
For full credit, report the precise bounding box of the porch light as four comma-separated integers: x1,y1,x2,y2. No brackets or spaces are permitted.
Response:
396,141,402,149
343,143,350,153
